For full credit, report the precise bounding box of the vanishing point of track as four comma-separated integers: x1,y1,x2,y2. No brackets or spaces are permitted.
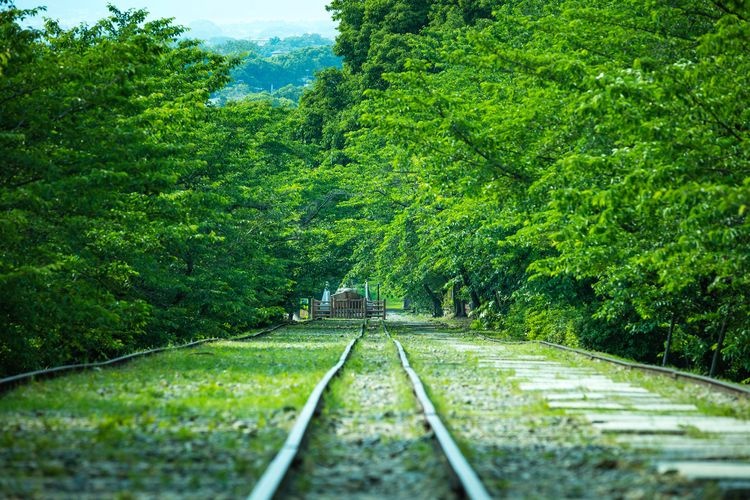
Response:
2,318,749,498
249,320,490,500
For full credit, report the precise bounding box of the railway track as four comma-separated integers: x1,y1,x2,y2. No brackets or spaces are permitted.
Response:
476,333,750,398
248,323,366,499
394,322,750,498
250,320,491,499
383,322,491,500
0,322,359,498
2,318,749,498
0,323,288,393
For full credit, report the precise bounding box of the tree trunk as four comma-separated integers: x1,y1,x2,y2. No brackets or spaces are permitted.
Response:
453,283,466,317
662,312,676,367
459,267,481,310
423,284,443,317
469,288,481,311
709,310,729,378
185,252,194,276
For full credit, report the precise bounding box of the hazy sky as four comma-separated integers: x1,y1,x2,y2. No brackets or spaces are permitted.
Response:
15,0,335,25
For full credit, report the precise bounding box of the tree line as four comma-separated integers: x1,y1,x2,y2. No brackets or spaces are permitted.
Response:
1,0,748,383
0,2,349,376
207,35,342,105
312,0,749,382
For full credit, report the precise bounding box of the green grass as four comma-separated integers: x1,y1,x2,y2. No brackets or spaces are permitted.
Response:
398,336,562,420
0,325,359,498
426,313,750,418
388,324,750,452
288,325,449,496
365,321,750,498
318,326,419,422
418,331,750,420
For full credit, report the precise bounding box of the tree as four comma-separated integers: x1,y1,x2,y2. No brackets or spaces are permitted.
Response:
320,0,750,380
0,3,306,375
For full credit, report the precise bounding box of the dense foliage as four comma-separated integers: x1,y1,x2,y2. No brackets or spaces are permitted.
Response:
311,0,750,382
0,3,349,376
2,0,748,383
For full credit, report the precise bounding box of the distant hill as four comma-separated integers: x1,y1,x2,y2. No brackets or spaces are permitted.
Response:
205,34,342,106
188,20,225,40
187,19,338,41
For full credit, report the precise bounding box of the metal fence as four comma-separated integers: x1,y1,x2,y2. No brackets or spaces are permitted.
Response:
311,298,386,319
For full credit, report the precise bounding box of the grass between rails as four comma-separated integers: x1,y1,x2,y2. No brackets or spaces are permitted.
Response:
476,328,750,416
0,324,358,499
391,321,750,454
389,326,613,498
389,327,572,440
288,324,455,499
322,338,416,416
529,343,750,420
468,338,750,419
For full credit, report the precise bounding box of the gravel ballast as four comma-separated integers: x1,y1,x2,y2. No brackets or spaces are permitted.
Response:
287,323,457,499
393,321,750,499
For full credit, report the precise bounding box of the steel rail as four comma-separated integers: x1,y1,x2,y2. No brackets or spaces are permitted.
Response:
475,332,749,397
232,323,287,342
247,323,365,500
383,322,492,500
0,323,287,394
538,340,750,398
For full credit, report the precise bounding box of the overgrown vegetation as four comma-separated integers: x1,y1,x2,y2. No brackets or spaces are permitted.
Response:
392,327,745,498
0,326,358,497
312,0,750,382
0,3,351,376
289,325,450,497
2,0,748,382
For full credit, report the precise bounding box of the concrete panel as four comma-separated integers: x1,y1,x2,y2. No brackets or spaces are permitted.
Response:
657,461,750,480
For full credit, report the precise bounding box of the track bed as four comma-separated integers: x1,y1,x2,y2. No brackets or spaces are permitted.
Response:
2,319,749,498
285,323,456,498
392,322,750,498
0,324,359,498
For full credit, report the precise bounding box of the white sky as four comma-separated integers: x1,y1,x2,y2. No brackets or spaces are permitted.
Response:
14,0,334,25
